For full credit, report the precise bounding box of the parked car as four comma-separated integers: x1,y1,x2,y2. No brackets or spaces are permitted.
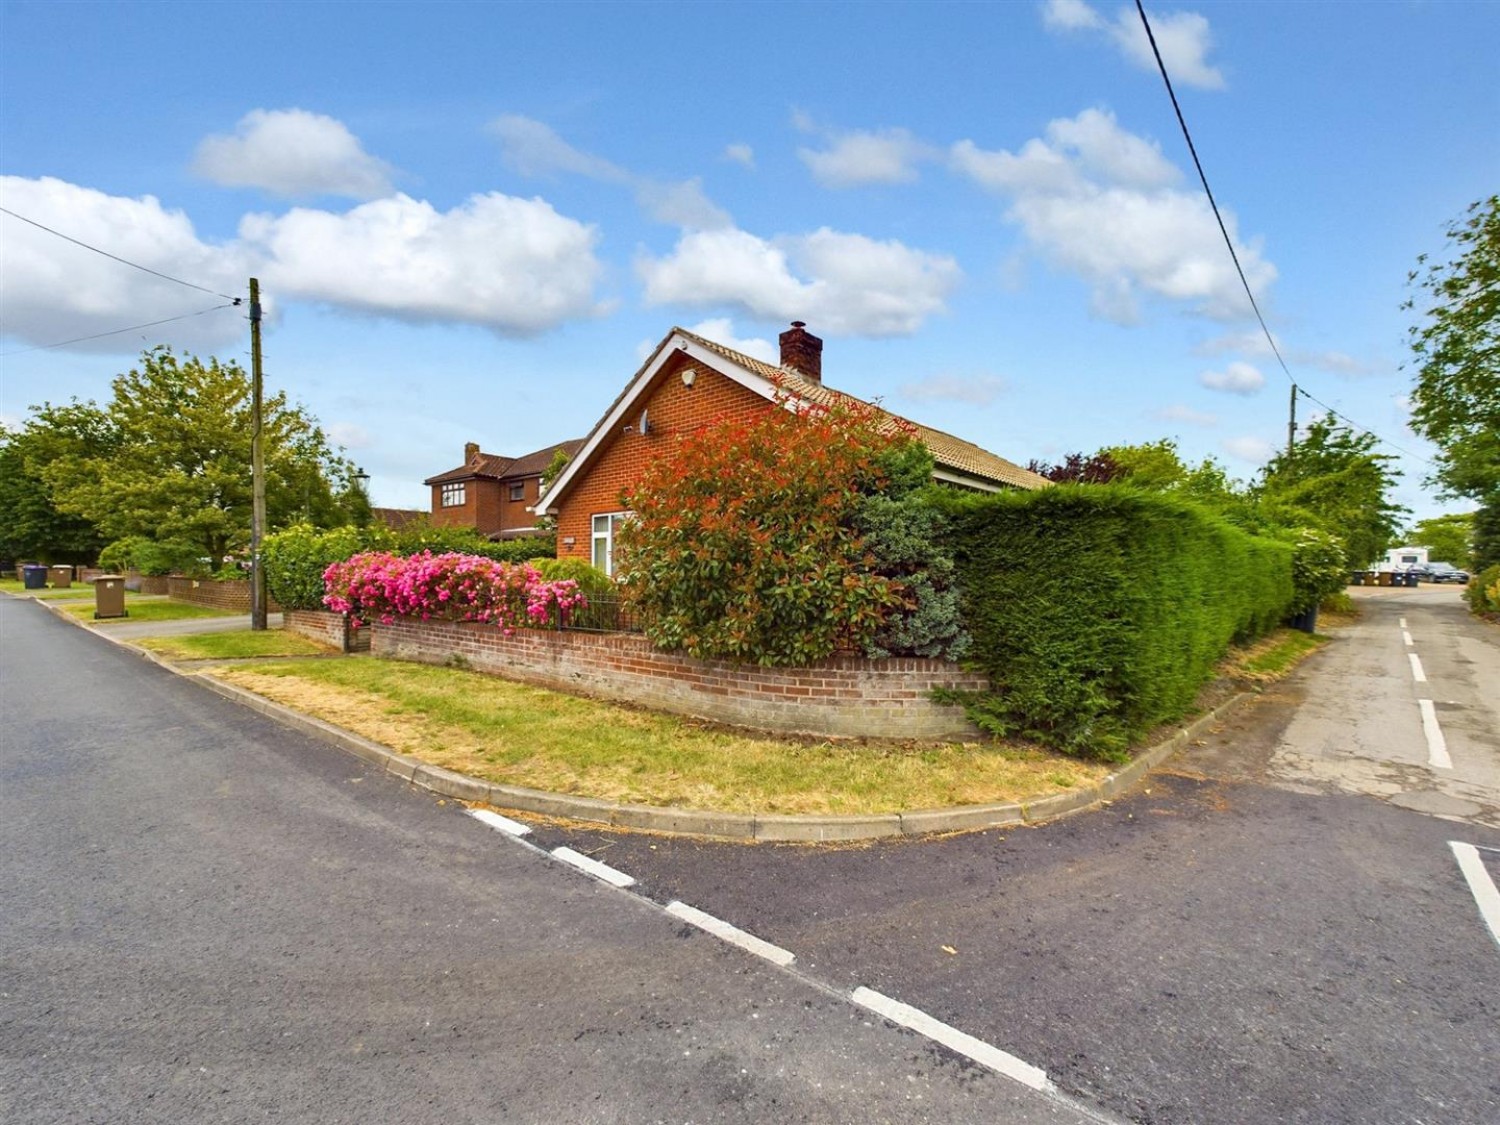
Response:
1426,562,1470,584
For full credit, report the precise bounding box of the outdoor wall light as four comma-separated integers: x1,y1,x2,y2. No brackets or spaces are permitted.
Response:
681,366,697,389
562,536,575,546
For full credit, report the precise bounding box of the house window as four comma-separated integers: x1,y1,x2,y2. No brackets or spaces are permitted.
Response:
592,512,629,576
440,483,466,507
509,481,526,502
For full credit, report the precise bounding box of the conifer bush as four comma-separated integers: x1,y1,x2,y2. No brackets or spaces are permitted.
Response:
931,485,1293,759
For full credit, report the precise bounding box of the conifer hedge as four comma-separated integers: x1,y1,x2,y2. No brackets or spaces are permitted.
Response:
931,484,1293,759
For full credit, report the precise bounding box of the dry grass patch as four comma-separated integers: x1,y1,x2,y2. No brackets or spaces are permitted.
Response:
1221,628,1327,683
216,659,1109,816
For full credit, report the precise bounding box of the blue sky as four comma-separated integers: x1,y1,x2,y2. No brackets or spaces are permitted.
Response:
2,0,1495,525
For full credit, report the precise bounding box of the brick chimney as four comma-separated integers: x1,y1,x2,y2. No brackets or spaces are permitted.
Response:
779,321,823,383
464,441,480,465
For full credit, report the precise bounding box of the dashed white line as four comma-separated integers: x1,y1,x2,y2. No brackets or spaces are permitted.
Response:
852,986,1055,1092
1402,630,1414,647
1449,842,1500,950
1419,699,1452,769
552,846,636,888
1408,653,1427,683
468,808,532,836
1399,616,1407,629
666,901,796,967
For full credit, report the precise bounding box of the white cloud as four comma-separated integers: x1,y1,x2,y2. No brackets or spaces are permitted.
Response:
193,109,395,199
898,373,1009,406
1,176,609,348
952,108,1274,323
1043,2,1226,90
724,143,755,169
1195,330,1377,376
798,126,936,188
241,192,607,335
634,177,732,231
1156,403,1218,427
684,319,778,364
1223,435,1275,463
490,114,622,181
0,175,250,352
638,227,961,337
326,421,373,450
1199,361,1266,395
1042,0,1104,31
490,114,730,230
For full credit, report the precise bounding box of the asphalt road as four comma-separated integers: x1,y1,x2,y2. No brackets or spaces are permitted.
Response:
525,588,1500,1124
0,597,1108,1125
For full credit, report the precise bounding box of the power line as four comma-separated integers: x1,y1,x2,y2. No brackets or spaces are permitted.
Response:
0,302,240,357
1132,0,1291,385
0,206,242,302
1132,0,1435,470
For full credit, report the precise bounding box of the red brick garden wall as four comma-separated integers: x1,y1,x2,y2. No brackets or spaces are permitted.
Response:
371,618,986,740
163,576,280,613
284,609,370,653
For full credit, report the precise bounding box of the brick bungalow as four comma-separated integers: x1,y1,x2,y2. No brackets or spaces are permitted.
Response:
424,439,583,539
536,322,1048,573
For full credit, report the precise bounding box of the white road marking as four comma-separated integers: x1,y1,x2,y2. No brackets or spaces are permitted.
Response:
1449,842,1500,950
1419,700,1452,769
666,901,796,967
1408,653,1427,683
1399,617,1407,629
552,846,636,888
851,986,1055,1092
1402,630,1414,647
468,808,532,837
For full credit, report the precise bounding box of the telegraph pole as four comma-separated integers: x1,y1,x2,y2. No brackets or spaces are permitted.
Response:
249,278,267,631
1287,382,1298,461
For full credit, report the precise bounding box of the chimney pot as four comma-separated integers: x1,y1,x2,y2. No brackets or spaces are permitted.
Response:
779,321,823,383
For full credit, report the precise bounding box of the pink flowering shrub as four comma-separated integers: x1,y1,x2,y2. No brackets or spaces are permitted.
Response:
323,550,586,633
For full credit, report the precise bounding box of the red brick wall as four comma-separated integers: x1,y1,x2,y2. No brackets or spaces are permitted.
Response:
284,609,370,653
555,356,774,563
164,577,281,613
372,618,986,740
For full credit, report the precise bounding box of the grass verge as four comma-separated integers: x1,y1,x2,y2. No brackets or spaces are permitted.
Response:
0,579,94,600
214,658,1110,816
138,628,333,660
63,598,239,624
1221,627,1327,683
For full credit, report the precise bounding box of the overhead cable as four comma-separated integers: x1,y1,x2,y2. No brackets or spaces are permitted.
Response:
0,302,240,357
0,206,241,302
1133,0,1434,469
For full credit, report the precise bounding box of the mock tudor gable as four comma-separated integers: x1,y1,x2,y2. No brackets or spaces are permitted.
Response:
537,324,1048,571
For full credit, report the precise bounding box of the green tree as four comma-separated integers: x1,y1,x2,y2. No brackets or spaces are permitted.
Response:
1405,512,1475,568
0,419,107,564
39,348,353,563
1405,195,1499,568
1257,416,1406,568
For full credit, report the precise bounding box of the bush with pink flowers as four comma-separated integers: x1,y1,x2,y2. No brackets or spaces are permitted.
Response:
323,550,586,633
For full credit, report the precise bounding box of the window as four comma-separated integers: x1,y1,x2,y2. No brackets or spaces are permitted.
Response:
440,482,466,507
509,480,526,502
592,512,629,576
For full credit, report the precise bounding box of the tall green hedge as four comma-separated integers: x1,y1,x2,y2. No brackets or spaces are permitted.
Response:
931,485,1293,759
262,523,556,610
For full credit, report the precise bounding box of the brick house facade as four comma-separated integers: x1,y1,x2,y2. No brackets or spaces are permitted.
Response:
424,439,582,539
538,323,1048,573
